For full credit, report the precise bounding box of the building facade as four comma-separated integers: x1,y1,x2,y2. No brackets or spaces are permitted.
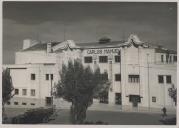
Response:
3,34,177,111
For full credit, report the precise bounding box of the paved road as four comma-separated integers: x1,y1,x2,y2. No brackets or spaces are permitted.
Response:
48,109,176,125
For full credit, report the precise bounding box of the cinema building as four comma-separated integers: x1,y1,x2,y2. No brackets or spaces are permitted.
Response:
3,34,177,112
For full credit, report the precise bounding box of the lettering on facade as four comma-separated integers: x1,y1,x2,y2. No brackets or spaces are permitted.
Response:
87,48,120,54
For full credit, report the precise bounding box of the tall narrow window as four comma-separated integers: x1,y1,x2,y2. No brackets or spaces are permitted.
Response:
22,89,27,96
166,54,169,63
161,55,164,62
46,74,49,80
31,89,35,96
166,75,172,84
15,89,19,95
158,75,164,83
169,56,172,63
51,74,53,80
174,55,177,62
152,97,156,102
31,74,35,80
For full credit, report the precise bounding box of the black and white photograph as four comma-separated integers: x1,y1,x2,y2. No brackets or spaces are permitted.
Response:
2,1,177,125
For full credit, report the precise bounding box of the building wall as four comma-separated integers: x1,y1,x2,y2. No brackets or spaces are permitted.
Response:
4,39,177,111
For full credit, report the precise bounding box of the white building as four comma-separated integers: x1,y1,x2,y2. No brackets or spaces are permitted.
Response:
3,34,177,112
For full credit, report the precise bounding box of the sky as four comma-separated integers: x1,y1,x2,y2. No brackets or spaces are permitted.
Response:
3,2,177,64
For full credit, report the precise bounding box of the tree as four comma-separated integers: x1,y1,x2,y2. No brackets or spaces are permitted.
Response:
168,84,177,106
55,59,110,124
2,68,14,120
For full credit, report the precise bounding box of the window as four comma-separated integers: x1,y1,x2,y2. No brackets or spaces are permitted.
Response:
22,102,27,105
169,56,172,63
31,74,35,80
14,102,18,105
166,75,172,84
161,55,164,62
166,54,169,63
22,89,27,95
31,89,35,96
15,89,19,95
128,75,140,83
158,75,164,83
101,73,108,80
31,103,35,106
50,74,53,80
115,74,121,81
46,74,49,80
7,102,10,105
152,97,156,102
99,56,108,63
174,55,177,62
84,56,92,63
115,55,121,63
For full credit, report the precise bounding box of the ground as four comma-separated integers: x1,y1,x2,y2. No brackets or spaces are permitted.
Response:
48,109,175,125
4,108,176,125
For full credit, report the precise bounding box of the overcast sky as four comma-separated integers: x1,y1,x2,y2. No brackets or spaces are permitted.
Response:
3,2,177,64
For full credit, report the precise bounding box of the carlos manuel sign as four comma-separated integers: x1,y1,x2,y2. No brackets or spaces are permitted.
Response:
87,48,120,54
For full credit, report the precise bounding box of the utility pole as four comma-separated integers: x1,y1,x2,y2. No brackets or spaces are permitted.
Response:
50,74,53,107
147,53,150,112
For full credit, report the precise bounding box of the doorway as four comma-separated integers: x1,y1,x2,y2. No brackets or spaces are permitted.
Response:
129,95,141,107
115,93,122,105
45,97,52,106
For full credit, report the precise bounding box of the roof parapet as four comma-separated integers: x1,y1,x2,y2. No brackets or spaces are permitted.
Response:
23,39,39,50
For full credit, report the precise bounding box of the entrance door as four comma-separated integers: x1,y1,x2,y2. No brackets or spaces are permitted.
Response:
132,97,138,107
129,95,140,107
115,93,122,105
45,97,52,106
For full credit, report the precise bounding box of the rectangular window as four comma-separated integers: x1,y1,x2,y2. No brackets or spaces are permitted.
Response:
84,56,92,63
152,97,156,102
31,89,35,96
22,89,27,96
22,102,27,105
7,102,10,105
46,74,49,80
14,102,18,105
166,75,172,84
161,55,164,62
115,55,121,63
15,89,19,95
174,55,177,62
31,74,35,80
50,74,53,80
115,74,121,81
99,56,108,63
128,75,140,83
31,103,35,106
158,75,164,83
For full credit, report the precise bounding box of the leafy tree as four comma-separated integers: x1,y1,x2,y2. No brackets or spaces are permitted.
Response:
2,68,14,120
168,84,177,106
55,59,110,124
